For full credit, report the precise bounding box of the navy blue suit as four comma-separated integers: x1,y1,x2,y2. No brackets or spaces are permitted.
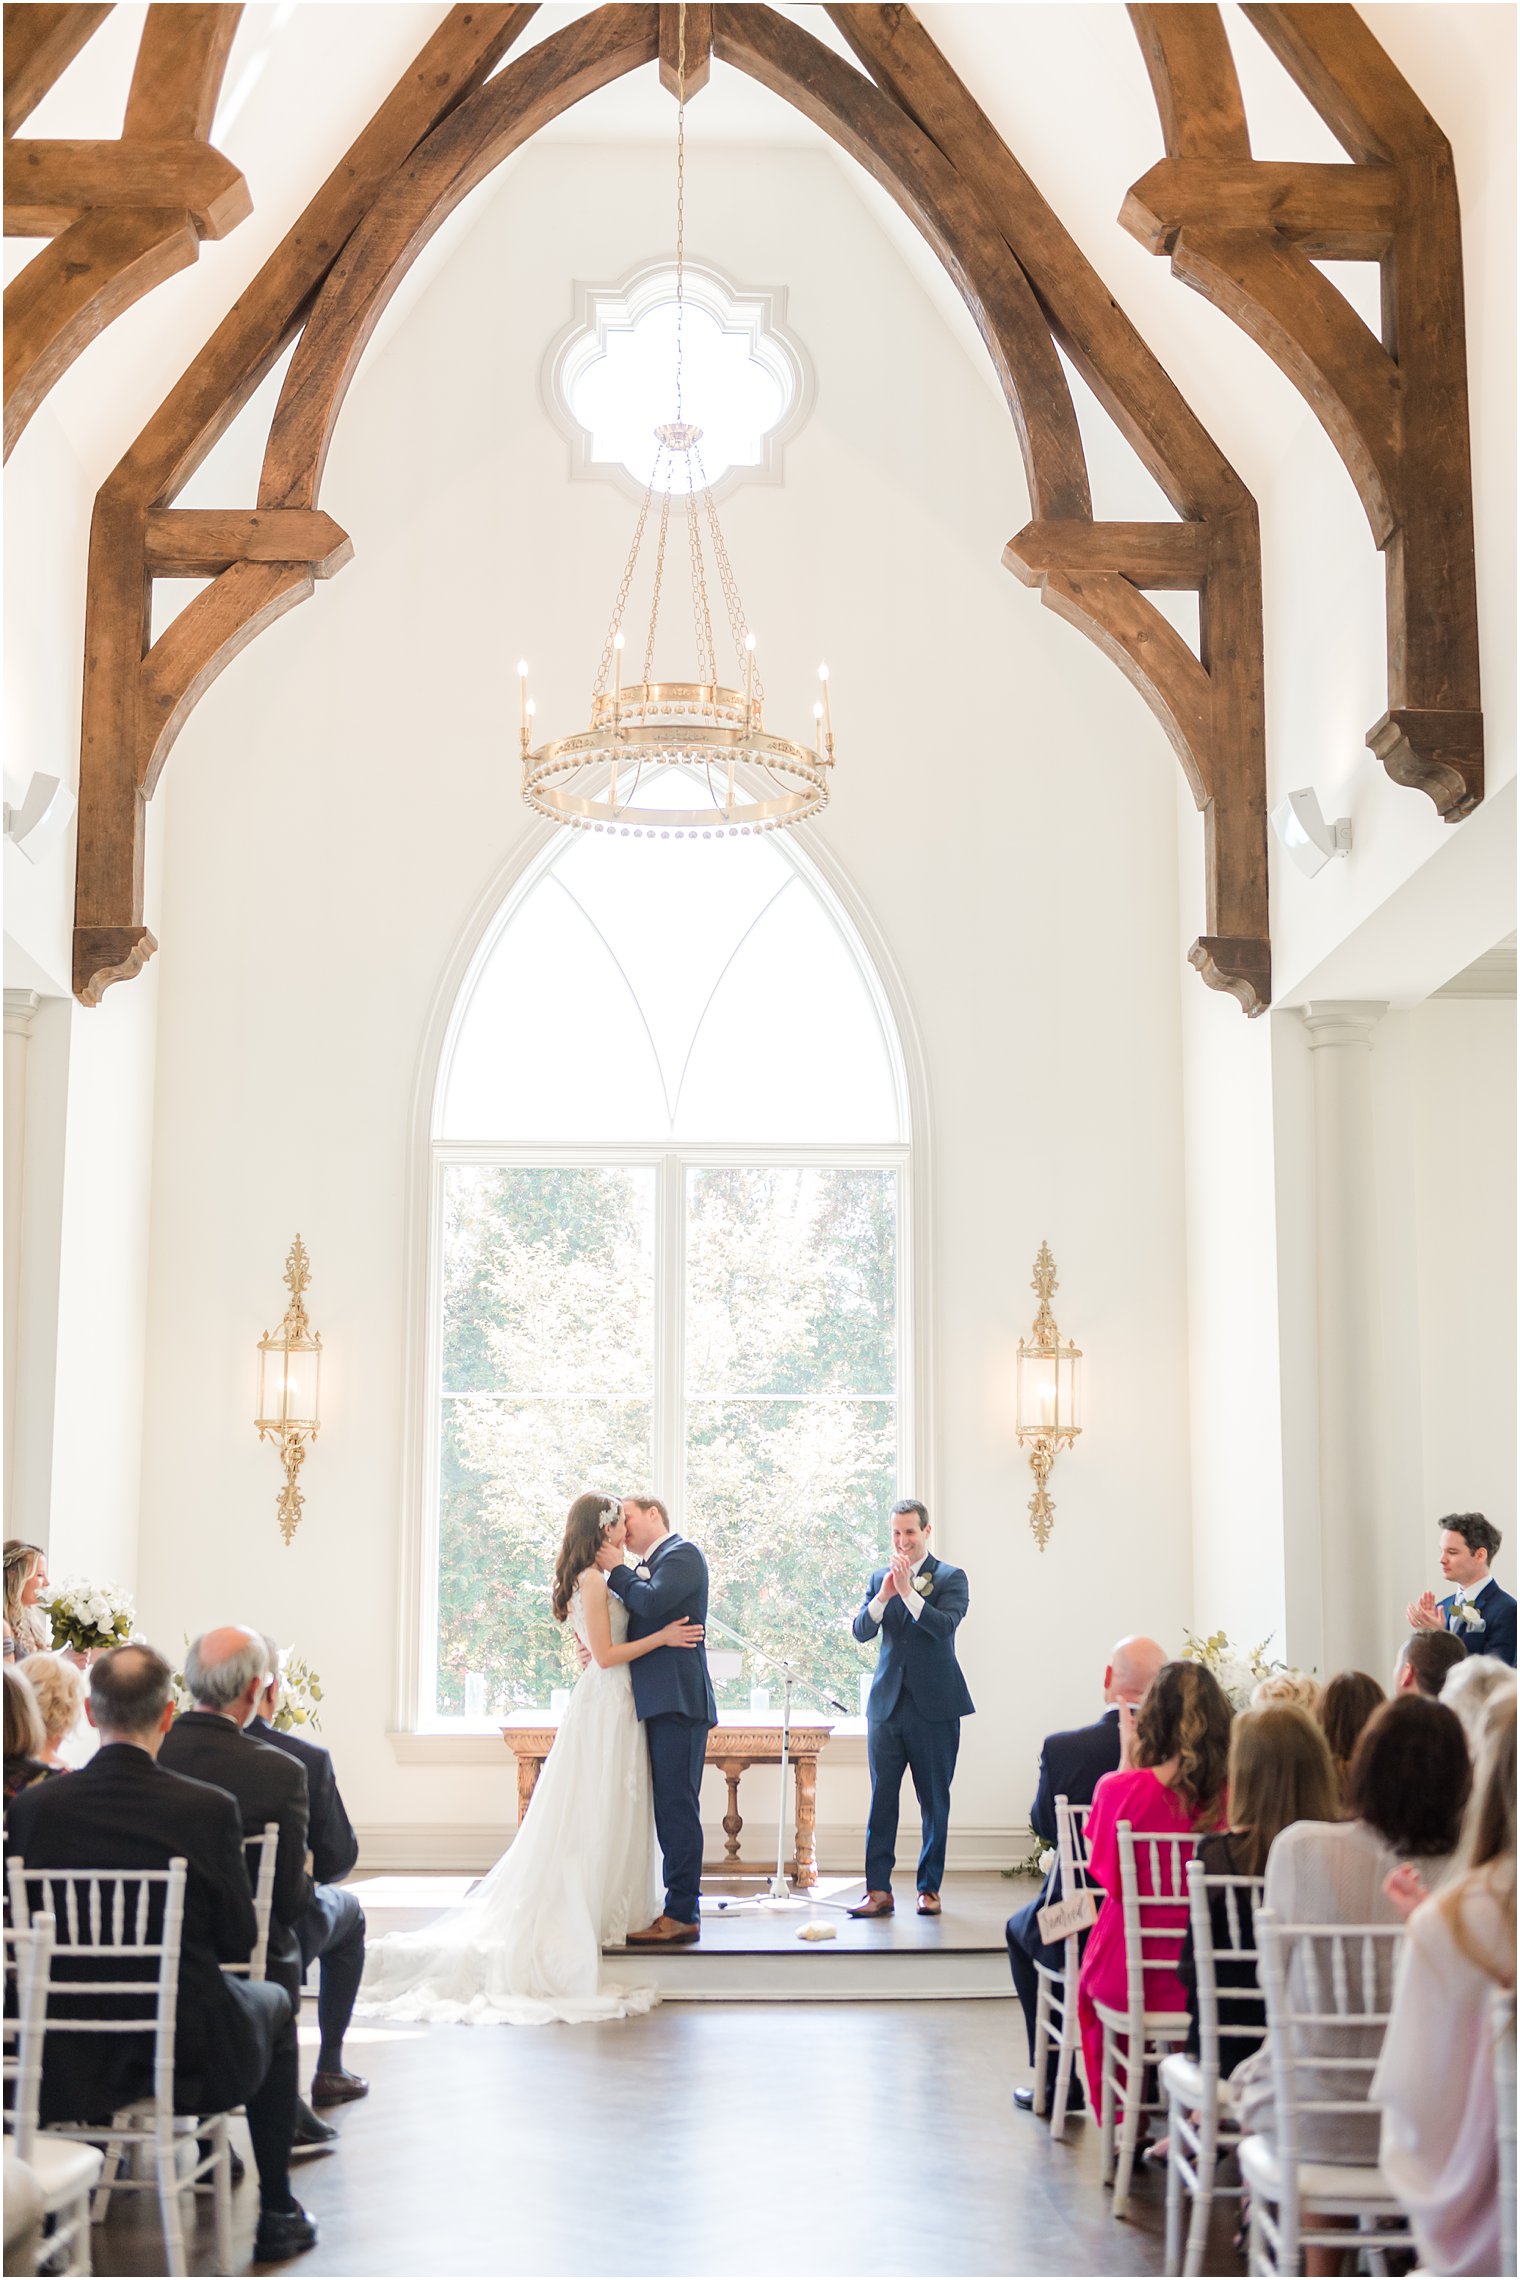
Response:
1005,1707,1121,2070
1439,1577,1517,1667
852,1552,973,1895
248,1716,365,2072
606,1535,717,1925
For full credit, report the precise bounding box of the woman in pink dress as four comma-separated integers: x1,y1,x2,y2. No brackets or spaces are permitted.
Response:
1077,1659,1233,2113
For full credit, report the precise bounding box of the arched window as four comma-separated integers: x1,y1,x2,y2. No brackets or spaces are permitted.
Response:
425,809,911,1726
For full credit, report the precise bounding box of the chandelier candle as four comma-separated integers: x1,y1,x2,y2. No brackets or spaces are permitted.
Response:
516,0,835,840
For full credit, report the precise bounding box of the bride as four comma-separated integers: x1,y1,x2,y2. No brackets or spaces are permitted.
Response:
358,1492,704,2025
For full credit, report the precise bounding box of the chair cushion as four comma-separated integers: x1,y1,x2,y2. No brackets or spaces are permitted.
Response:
1094,1999,1190,2036
31,2134,104,2204
1238,2134,1401,2209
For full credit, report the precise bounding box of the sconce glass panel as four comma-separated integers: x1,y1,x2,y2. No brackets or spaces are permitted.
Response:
258,1340,321,1434
1016,1343,1082,1441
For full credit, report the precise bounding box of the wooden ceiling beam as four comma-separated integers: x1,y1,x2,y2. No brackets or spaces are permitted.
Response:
659,3,710,99
5,138,251,237
1124,2,1482,820
144,507,352,576
3,3,114,138
3,4,250,460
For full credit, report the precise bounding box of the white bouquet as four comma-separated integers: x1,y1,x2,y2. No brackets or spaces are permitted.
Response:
41,1578,137,1656
1183,1626,1283,1712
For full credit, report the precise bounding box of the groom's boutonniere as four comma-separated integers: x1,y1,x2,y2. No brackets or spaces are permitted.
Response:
1450,1599,1486,1632
912,1573,933,1598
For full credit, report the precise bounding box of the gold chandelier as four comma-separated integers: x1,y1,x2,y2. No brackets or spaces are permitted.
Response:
517,7,835,839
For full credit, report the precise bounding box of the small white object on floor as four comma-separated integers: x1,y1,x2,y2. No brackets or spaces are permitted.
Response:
798,1923,837,1942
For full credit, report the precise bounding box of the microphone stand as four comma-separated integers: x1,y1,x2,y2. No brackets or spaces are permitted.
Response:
703,1616,855,1914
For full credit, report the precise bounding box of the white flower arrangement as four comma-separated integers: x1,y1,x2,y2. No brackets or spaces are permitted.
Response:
271,1647,323,1734
1448,1599,1487,1633
40,1578,137,1656
1183,1626,1284,1713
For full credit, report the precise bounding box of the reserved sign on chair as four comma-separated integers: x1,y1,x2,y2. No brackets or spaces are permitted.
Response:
1038,1890,1098,1944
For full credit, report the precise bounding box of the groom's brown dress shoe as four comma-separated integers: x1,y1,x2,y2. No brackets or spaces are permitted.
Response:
625,1914,701,1945
847,1891,895,1919
916,1891,942,1916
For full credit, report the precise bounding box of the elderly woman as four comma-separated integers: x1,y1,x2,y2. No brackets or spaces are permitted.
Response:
16,1652,87,1769
2,1541,51,1659
1249,1668,1322,1719
1441,1653,1517,1754
3,1664,53,1801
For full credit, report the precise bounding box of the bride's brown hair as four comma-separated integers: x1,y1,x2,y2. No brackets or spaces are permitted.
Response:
551,1494,620,1623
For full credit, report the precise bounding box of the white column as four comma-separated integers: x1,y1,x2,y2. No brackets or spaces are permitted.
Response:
1300,1001,1387,1674
4,989,40,1532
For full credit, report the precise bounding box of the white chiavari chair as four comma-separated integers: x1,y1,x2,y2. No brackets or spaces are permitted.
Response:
7,1857,234,2278
1494,1987,1516,2278
4,1913,103,2274
1161,1861,1267,2275
1239,1910,1412,2276
1096,1822,1200,2218
1030,1797,1101,2139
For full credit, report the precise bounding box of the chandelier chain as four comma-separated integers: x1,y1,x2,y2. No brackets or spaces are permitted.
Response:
674,2,686,428
695,443,762,695
684,461,717,684
593,452,662,699
643,475,673,691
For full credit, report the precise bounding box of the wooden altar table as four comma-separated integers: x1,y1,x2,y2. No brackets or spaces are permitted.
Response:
501,1723,835,1887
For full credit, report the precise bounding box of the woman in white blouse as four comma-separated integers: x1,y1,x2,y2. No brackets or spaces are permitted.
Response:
1236,1693,1471,2170
1374,1690,1515,2277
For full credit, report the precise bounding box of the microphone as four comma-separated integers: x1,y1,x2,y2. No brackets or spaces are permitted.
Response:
827,1697,852,1717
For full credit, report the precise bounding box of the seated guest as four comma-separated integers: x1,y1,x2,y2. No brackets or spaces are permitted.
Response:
1249,1669,1321,1717
1077,1660,1232,2113
17,1652,87,1769
4,1663,53,1800
1179,1706,1339,2078
2,1540,52,1660
248,1634,368,2109
159,1628,334,2152
1007,1634,1166,2114
6,1645,316,2261
1395,1628,1467,1697
1374,1691,1516,2277
1441,1653,1518,1754
1317,1670,1385,1805
1406,1512,1517,1667
1236,1693,1471,2173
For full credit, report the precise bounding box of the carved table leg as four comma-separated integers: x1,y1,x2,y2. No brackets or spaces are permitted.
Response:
794,1753,818,1887
516,1756,541,1824
719,1760,745,1863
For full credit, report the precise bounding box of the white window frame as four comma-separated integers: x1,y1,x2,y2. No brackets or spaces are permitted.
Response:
392,820,935,1758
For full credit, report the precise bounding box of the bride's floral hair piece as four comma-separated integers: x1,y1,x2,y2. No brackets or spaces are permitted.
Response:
551,1492,624,1623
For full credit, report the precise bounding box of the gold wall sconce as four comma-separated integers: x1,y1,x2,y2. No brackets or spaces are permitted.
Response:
1015,1241,1082,1550
256,1236,322,1546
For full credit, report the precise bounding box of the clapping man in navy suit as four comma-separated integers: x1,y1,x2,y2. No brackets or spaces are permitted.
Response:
1406,1512,1517,1668
1006,1634,1166,2113
605,1495,717,1946
849,1500,974,1919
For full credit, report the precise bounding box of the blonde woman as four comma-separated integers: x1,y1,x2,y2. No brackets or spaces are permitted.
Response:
1249,1668,1322,1718
16,1652,87,1768
1374,1691,1516,2275
2,1541,51,1659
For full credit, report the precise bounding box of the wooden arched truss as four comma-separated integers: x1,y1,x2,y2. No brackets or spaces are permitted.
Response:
72,0,1278,1014
3,3,250,459
1123,3,1483,820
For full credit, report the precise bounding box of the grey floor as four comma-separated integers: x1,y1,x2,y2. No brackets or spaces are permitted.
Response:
89,1993,1247,2278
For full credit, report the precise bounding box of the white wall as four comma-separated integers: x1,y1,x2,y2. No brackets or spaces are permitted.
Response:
133,133,1197,1858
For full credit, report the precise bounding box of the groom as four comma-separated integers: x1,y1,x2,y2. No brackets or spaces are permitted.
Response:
606,1496,717,1946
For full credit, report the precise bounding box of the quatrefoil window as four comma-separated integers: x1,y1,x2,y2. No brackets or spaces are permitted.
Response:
542,256,814,498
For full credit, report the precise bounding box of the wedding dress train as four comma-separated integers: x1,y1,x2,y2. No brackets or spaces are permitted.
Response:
358,1589,663,2024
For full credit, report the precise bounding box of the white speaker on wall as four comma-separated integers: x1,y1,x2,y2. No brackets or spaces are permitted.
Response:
1271,787,1352,879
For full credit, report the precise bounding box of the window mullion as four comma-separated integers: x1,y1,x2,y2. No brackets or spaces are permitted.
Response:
659,1149,685,1523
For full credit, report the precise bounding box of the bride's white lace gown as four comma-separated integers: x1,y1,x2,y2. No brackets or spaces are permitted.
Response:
358,1588,663,2024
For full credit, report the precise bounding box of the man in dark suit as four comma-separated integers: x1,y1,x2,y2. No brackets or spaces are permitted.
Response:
158,1628,333,2153
1406,1512,1517,1668
1006,1634,1165,2113
605,1495,717,1946
849,1500,974,1919
249,1634,367,2109
7,1644,316,2262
